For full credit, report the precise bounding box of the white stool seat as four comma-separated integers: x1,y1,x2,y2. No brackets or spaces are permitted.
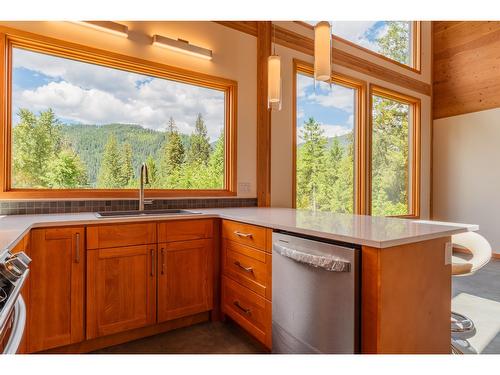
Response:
451,232,492,276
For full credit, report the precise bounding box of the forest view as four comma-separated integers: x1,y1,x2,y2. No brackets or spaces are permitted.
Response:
296,21,411,216
11,47,225,190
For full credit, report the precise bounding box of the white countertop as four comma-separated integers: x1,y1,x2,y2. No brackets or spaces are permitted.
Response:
0,207,477,254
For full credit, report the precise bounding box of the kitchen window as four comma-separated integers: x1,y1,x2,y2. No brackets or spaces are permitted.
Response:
369,86,420,217
293,61,365,213
293,62,420,218
0,32,237,198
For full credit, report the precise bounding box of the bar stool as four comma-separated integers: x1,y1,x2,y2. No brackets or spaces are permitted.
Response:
451,231,492,353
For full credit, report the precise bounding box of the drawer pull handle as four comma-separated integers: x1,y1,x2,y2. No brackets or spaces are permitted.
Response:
233,300,252,316
234,231,253,238
234,261,253,273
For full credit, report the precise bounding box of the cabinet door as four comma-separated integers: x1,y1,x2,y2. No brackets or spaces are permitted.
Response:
28,227,85,352
87,245,156,339
158,239,213,322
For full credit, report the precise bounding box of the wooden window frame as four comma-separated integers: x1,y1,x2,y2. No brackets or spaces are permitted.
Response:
0,26,237,199
368,85,421,218
294,21,422,74
292,60,367,214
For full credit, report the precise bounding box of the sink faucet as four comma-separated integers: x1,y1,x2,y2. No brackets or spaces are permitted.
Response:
139,163,150,211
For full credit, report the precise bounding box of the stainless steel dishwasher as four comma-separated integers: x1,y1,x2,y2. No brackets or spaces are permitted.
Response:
272,231,360,354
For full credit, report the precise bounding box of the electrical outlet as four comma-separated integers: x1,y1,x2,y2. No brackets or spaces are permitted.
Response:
445,242,452,265
238,182,251,193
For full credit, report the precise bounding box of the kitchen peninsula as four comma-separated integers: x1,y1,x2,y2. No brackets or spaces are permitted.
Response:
0,208,476,354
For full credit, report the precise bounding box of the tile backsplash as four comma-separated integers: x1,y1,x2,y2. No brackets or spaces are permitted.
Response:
0,198,257,216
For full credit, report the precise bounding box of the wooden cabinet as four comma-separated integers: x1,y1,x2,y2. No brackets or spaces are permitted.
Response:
87,245,157,339
157,237,214,322
221,220,272,349
87,222,156,249
27,227,85,353
222,276,271,348
222,220,271,252
158,219,213,243
222,239,272,300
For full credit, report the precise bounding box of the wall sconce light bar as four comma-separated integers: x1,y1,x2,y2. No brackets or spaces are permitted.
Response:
72,21,129,38
152,34,213,60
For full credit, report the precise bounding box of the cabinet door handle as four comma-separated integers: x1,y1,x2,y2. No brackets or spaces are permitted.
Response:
161,248,165,275
234,261,253,273
150,249,155,277
234,231,253,238
75,233,80,263
233,300,252,316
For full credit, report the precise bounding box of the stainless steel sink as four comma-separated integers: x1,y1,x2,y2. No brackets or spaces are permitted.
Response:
95,209,201,218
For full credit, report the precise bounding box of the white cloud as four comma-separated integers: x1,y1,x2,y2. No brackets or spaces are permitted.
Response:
319,124,352,138
307,84,354,111
12,48,225,141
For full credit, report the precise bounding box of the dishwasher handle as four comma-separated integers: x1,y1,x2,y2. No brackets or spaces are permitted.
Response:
273,241,351,272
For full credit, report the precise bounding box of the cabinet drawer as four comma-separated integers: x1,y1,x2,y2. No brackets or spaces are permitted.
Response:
222,276,271,348
222,220,270,252
222,240,271,300
158,219,213,243
87,223,156,249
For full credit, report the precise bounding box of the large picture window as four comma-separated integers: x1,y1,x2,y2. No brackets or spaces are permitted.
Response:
1,32,237,198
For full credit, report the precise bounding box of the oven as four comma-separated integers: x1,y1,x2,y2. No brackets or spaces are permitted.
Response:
0,249,30,354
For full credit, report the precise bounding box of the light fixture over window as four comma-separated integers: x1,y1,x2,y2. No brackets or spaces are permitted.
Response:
314,21,332,83
71,21,129,38
268,24,282,111
152,34,213,60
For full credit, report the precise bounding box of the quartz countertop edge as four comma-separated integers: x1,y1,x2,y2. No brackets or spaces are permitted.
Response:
0,207,478,254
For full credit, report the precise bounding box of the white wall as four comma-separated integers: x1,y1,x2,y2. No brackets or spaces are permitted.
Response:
0,21,257,198
270,21,433,219
433,108,500,253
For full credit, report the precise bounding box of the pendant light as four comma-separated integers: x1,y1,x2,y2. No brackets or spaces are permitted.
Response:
314,21,332,83
268,24,282,111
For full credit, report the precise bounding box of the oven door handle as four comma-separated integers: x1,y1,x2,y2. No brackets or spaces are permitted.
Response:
3,296,26,354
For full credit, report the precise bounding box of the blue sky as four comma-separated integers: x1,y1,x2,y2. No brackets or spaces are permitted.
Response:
12,47,225,141
296,73,355,141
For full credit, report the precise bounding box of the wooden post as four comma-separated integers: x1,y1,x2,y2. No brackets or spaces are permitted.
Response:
256,21,272,207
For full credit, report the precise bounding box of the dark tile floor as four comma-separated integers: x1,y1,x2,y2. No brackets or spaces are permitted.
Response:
452,259,500,354
93,320,266,354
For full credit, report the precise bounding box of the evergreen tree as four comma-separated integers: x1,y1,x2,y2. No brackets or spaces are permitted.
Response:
120,143,135,187
187,113,210,165
160,117,185,187
296,117,328,211
46,149,88,188
377,21,411,65
146,155,159,188
12,108,62,187
97,134,122,188
207,131,225,188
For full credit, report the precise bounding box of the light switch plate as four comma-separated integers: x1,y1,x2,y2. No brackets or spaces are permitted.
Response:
445,242,452,265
